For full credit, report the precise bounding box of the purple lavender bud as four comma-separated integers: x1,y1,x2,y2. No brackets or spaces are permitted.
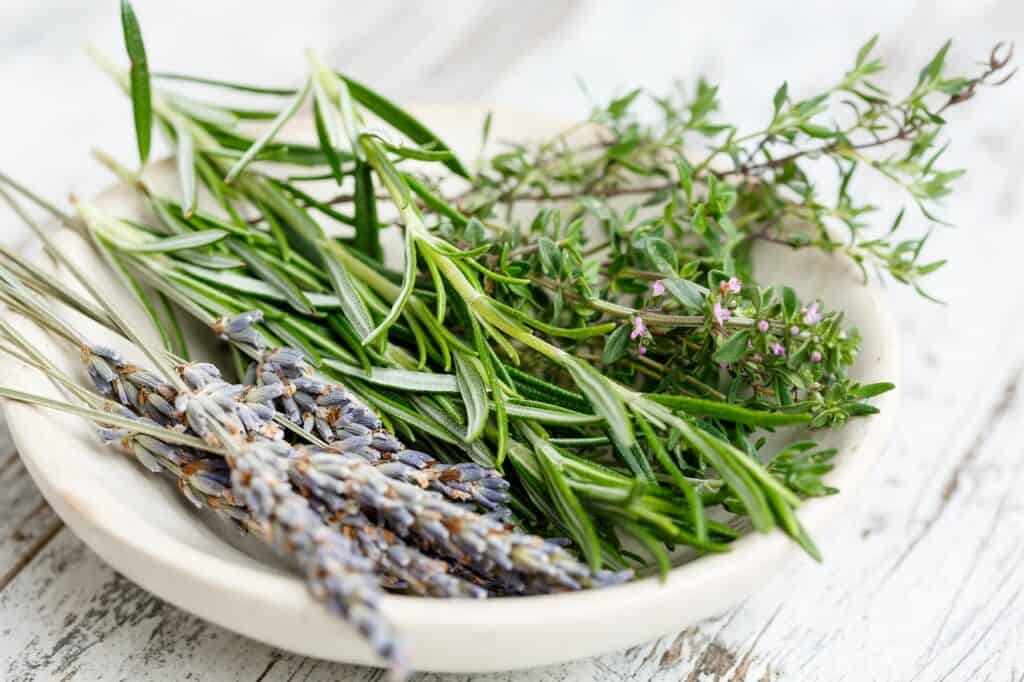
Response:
293,449,630,594
757,320,769,333
227,442,401,667
213,311,267,350
90,345,126,364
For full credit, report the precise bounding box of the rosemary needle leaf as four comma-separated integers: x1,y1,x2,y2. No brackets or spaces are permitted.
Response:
117,229,228,253
565,358,634,451
311,83,346,183
379,140,454,163
178,263,338,309
119,0,151,165
404,173,467,228
168,94,240,128
173,120,197,216
363,226,417,345
619,520,672,580
225,78,311,184
646,395,812,428
319,240,374,341
353,160,382,260
151,71,297,95
503,401,602,426
340,74,470,178
225,241,315,315
453,351,489,442
524,426,602,570
336,77,364,161
322,358,458,393
359,135,410,209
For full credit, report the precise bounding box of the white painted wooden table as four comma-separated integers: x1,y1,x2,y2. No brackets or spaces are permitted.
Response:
2,1,1023,679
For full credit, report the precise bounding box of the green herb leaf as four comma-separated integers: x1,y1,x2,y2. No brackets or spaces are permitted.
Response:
565,358,634,451
359,135,411,209
504,401,602,425
120,0,151,164
662,278,705,311
151,72,297,95
713,330,751,364
353,160,381,260
453,351,489,441
340,74,469,177
363,224,417,344
647,394,812,427
311,81,346,183
173,120,197,217
522,427,602,570
645,237,678,275
225,79,311,184
319,240,374,341
117,229,228,253
601,324,630,365
227,241,314,315
322,358,458,393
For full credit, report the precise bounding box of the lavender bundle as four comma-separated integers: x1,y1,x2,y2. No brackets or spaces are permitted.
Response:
0,240,622,671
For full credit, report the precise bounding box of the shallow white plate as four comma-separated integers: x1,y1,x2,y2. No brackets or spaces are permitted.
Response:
0,105,898,673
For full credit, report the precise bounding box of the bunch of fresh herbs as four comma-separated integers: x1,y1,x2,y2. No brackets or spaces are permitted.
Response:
2,2,1014,577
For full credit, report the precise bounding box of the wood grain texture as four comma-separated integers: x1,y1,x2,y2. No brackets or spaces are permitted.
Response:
1,0,1023,680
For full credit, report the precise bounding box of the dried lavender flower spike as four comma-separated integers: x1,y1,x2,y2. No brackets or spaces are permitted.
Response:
240,335,512,512
290,447,631,594
229,440,403,667
336,512,487,599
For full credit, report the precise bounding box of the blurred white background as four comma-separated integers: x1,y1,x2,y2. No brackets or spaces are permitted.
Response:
1,2,1023,680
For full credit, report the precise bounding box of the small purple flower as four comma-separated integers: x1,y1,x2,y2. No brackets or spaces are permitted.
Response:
790,325,800,336
719,277,742,296
752,353,763,363
811,350,823,363
630,316,648,340
770,342,786,357
638,344,647,356
651,280,666,297
802,302,822,326
757,320,769,333
712,301,731,326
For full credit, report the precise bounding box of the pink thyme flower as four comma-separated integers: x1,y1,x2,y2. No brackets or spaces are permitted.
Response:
719,277,742,296
802,302,822,326
790,325,800,335
638,344,647,356
712,301,731,326
811,350,823,363
651,280,666,297
752,353,763,363
757,320,769,333
630,316,647,340
770,342,786,356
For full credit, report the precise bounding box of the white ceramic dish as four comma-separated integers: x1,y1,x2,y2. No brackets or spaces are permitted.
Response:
0,105,899,673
